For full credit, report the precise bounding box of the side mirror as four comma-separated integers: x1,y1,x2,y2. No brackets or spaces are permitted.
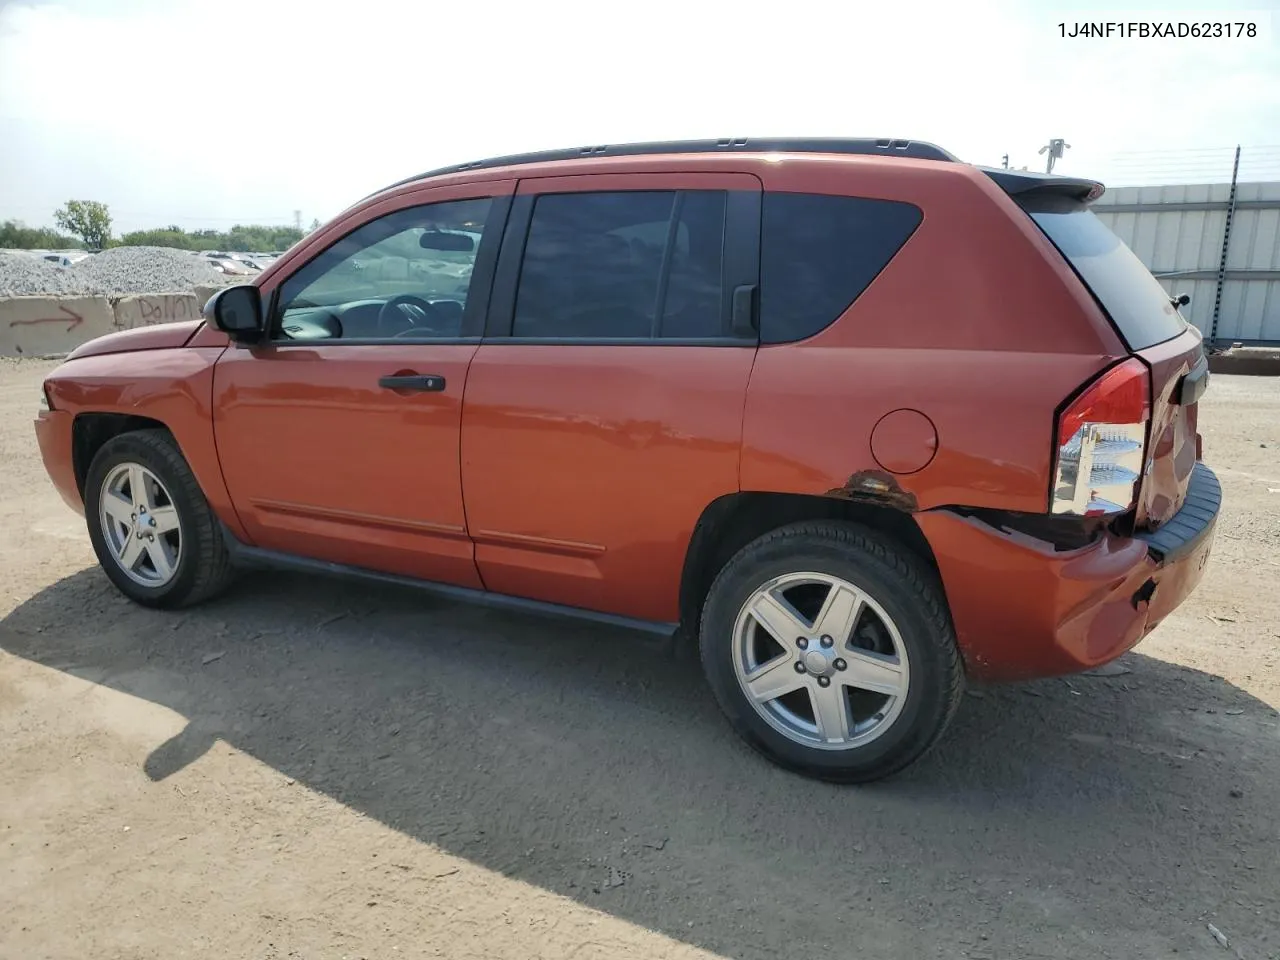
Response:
204,284,264,341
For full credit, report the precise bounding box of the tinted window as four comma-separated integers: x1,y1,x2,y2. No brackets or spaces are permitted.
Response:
1027,205,1188,350
274,197,493,341
513,190,727,340
661,191,727,338
760,193,923,344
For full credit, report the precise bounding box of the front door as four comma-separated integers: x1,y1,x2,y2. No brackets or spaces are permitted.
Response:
212,181,513,587
460,172,762,622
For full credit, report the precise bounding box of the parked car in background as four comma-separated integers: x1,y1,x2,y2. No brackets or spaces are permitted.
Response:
20,249,90,266
202,252,258,276
33,137,1219,783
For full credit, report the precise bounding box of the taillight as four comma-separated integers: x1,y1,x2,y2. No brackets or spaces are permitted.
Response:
1052,358,1150,517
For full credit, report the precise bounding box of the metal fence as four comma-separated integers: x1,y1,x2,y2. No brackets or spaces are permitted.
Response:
1089,146,1280,348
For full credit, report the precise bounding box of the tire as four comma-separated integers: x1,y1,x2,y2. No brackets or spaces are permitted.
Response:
84,429,234,609
698,520,963,783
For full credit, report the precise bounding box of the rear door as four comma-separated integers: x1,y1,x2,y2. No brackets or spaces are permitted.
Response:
459,172,762,622
1025,200,1206,528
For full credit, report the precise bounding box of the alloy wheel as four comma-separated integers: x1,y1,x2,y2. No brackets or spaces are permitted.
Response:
731,571,911,750
98,462,183,587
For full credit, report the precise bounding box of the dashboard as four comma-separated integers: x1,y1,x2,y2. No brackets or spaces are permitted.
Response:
279,297,466,341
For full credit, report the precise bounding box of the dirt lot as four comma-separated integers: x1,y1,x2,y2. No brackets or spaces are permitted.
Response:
2,358,1278,960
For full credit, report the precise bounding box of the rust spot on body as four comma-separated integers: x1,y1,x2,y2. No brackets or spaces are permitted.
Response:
824,469,919,512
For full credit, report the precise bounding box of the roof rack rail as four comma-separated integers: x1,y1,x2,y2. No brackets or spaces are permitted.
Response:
378,137,959,194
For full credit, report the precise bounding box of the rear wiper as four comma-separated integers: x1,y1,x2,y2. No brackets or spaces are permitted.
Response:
1170,293,1190,309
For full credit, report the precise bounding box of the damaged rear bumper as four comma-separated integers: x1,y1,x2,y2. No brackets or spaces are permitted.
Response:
916,463,1221,682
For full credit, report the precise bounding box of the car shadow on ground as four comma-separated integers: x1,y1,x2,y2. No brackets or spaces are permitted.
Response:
3,566,1279,959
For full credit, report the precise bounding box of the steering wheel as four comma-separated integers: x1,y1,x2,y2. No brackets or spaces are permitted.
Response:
377,294,447,338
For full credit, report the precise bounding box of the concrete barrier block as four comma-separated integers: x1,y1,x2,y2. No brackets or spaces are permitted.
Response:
0,296,116,357
112,293,201,332
1208,348,1280,377
194,285,220,311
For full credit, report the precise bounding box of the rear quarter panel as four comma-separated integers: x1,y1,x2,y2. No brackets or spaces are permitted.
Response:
742,160,1128,513
41,346,246,541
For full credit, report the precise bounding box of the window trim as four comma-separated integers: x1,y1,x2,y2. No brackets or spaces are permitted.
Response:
484,185,761,345
257,193,513,348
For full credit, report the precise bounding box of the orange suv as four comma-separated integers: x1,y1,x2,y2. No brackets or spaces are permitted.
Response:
34,138,1220,782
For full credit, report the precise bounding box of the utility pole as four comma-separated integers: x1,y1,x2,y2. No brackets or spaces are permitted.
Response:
1001,154,1009,169
294,209,302,232
1209,145,1242,346
1038,138,1071,174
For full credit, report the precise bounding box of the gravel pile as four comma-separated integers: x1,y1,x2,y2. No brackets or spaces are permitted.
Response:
0,251,89,298
0,247,233,298
73,247,229,295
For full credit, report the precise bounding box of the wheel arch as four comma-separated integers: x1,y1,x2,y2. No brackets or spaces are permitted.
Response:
79,419,237,608
73,413,173,499
678,491,941,641
71,411,249,546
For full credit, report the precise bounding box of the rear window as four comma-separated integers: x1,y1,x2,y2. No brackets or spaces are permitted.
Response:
760,193,922,344
1027,203,1188,351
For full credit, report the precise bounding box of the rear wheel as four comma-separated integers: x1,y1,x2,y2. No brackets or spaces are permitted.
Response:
699,521,963,783
84,429,234,609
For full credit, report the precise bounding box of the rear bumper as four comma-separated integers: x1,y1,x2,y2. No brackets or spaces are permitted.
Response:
917,463,1220,682
35,410,84,516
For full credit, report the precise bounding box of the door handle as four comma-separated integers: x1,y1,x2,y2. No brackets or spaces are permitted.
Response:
378,374,446,392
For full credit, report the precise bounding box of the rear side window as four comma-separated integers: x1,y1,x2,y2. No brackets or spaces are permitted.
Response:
513,190,728,340
759,193,922,344
1027,204,1188,350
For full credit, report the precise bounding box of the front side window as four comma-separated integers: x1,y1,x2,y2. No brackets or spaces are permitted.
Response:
273,197,494,341
512,190,728,340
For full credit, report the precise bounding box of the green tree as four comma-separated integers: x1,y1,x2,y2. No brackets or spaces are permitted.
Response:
118,228,194,249
0,219,81,249
112,223,305,252
53,199,112,250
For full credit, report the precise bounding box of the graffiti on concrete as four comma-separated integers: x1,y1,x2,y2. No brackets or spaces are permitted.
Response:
112,295,201,331
7,304,84,332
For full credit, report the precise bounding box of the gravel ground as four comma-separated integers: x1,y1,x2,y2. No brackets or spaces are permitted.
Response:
0,247,232,297
1,359,1278,960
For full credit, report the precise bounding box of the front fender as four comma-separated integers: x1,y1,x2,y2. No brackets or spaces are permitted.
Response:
42,346,248,543
65,319,205,361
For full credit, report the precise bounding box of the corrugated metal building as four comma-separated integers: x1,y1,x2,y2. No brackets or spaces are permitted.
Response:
1092,181,1280,346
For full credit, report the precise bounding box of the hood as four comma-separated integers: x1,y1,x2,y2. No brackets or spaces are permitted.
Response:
65,319,205,361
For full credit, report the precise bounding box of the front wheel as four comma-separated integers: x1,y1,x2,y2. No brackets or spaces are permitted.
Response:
699,521,963,783
84,429,234,609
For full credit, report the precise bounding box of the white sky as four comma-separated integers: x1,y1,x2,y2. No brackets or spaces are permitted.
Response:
1,0,1278,234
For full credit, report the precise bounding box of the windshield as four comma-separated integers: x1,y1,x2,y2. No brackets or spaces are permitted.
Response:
1027,203,1188,351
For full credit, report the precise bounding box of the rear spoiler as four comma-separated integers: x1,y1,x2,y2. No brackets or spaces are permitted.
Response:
979,167,1105,204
